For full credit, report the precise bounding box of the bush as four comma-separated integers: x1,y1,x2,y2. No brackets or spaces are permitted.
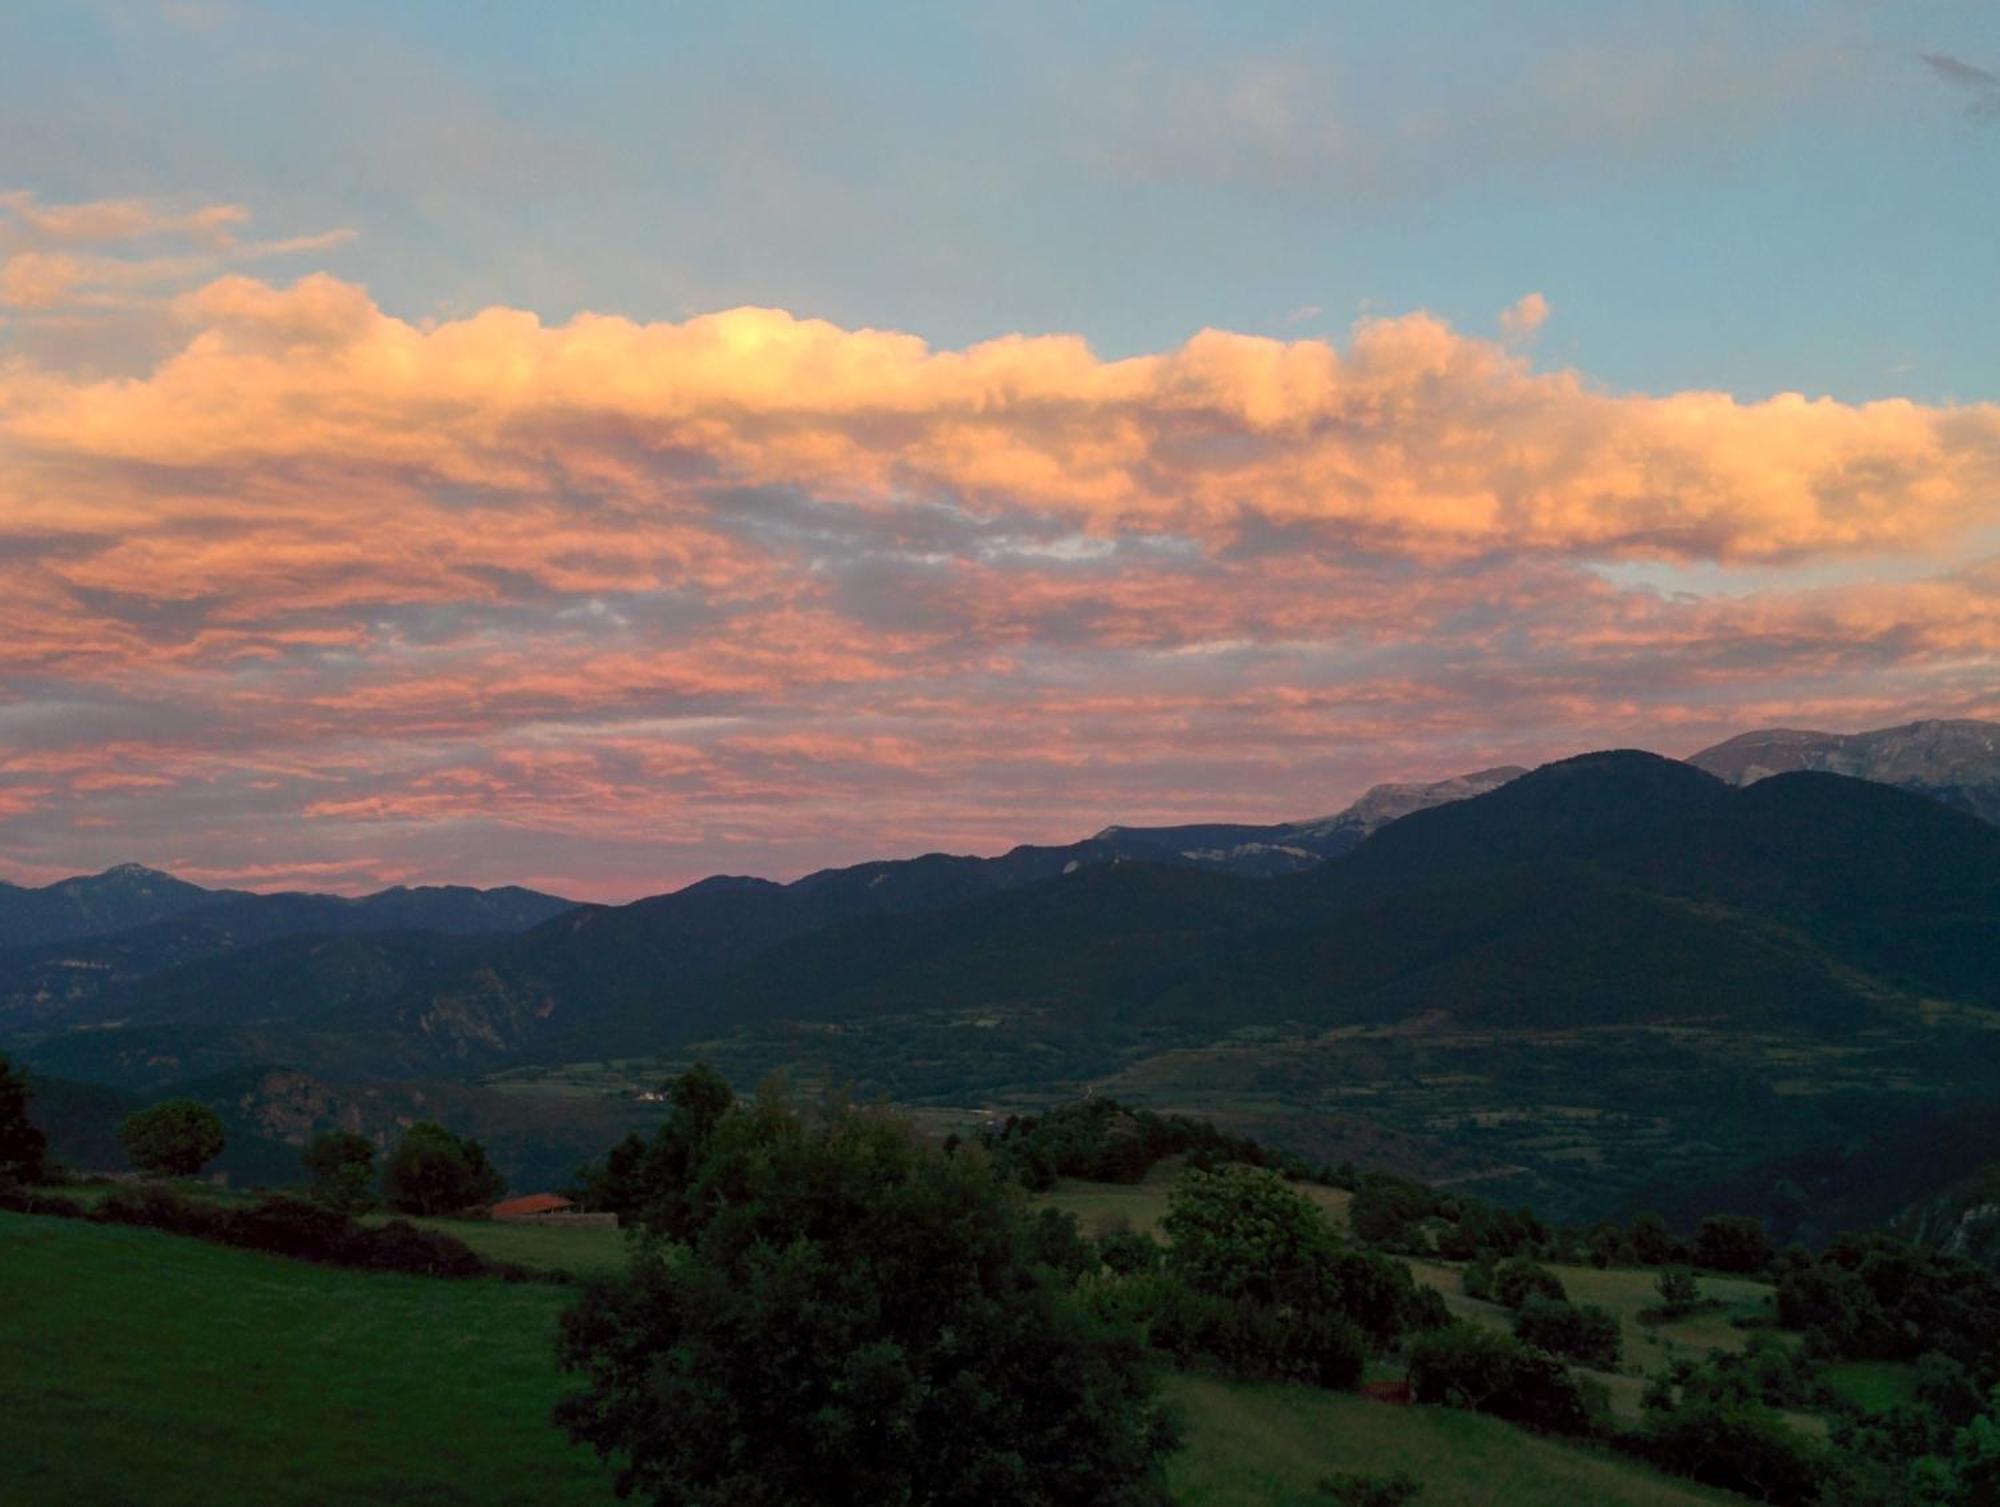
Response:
117,1099,225,1178
1636,1393,1827,1505
1461,1258,1495,1303
1024,1206,1100,1282
1407,1323,1594,1435
303,1131,377,1214
1318,1470,1422,1506
1653,1266,1700,1316
1512,1297,1621,1370
1693,1215,1774,1276
0,1055,49,1186
81,1185,491,1279
1097,1225,1163,1276
1492,1257,1566,1310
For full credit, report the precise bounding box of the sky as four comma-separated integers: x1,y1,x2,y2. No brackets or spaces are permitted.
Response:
1,1,1997,900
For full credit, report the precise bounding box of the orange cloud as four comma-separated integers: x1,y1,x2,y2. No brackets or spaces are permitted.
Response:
3,260,1998,896
6,274,1996,563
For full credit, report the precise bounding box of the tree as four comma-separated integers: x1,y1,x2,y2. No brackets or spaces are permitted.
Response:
1407,1323,1594,1435
380,1122,504,1216
0,1054,49,1185
118,1099,224,1178
555,1073,1178,1506
1655,1267,1701,1316
1492,1257,1566,1310
1627,1212,1679,1265
1513,1297,1621,1370
1164,1165,1345,1311
303,1131,377,1213
1694,1215,1774,1275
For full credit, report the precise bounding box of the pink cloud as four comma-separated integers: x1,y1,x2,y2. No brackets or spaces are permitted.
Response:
1,259,1996,895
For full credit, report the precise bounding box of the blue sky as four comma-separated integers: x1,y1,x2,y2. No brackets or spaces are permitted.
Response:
5,0,1995,400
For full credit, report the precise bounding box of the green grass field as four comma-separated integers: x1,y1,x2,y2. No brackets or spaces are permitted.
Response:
376,1214,629,1279
3,1207,1775,1507
1824,1361,1920,1414
1038,1159,1353,1240
0,1211,615,1507
1162,1374,1743,1506
1405,1257,1784,1424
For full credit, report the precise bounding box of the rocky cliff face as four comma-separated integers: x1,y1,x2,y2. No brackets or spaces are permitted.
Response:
1896,1164,2000,1270
1689,719,2000,823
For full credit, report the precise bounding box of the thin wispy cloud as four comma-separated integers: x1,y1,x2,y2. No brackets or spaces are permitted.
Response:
1920,52,2000,120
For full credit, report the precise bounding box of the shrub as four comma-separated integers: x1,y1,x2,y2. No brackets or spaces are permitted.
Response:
1492,1256,1566,1310
0,1055,49,1186
1653,1266,1700,1316
1693,1215,1774,1276
1512,1297,1621,1370
1407,1323,1593,1435
1318,1470,1422,1505
1461,1258,1495,1302
303,1131,377,1214
1024,1206,1100,1282
1097,1225,1163,1276
82,1185,491,1279
1637,1392,1827,1505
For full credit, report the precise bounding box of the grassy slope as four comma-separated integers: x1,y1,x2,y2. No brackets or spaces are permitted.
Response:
1163,1374,1742,1507
375,1214,629,1279
1039,1157,1352,1240
0,1212,614,1507
5,1205,1766,1507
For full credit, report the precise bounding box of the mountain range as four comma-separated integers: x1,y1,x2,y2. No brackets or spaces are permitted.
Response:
4,716,1998,1225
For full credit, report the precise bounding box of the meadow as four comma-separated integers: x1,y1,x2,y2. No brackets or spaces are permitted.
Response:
0,1202,1780,1507
1162,1374,1744,1507
0,1211,612,1507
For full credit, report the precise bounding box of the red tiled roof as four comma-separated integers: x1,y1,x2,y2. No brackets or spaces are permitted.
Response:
490,1193,574,1217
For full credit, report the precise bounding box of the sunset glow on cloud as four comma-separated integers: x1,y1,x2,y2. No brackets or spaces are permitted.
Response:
3,181,1997,898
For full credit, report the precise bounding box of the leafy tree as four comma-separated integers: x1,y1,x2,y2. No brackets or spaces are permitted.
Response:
1407,1323,1594,1435
1627,1212,1679,1265
1097,1223,1163,1276
1025,1205,1100,1282
1638,1361,1829,1505
555,1073,1179,1506
1347,1177,1434,1250
380,1121,504,1216
1492,1256,1566,1310
569,1130,648,1218
1164,1165,1344,1312
302,1131,377,1213
118,1099,224,1178
1694,1214,1774,1275
0,1054,49,1185
1513,1297,1621,1370
1655,1266,1701,1316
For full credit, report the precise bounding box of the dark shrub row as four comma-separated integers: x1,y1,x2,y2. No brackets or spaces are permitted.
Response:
0,1182,527,1281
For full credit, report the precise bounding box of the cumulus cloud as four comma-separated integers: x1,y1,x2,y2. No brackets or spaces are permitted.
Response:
1,264,1995,895
9,274,1998,562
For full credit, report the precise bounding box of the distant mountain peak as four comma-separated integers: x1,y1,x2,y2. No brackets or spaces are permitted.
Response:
95,862,180,882
1689,718,2000,825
